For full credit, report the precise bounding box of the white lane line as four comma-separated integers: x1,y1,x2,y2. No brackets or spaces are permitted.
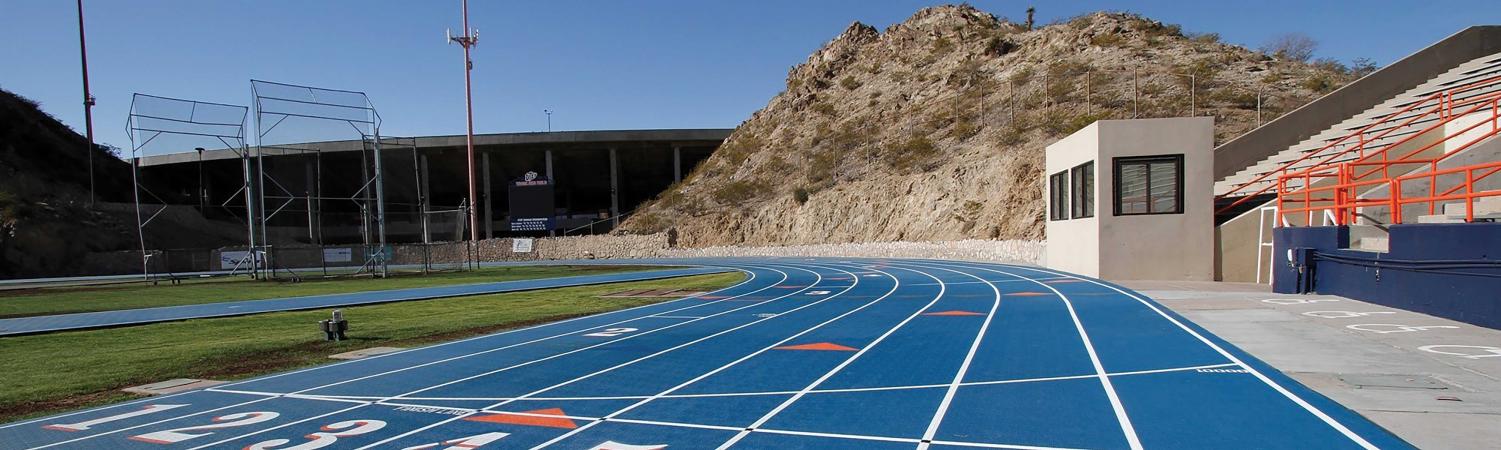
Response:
713,264,950,450
353,263,860,449
1014,264,1380,450
531,263,906,449
24,266,777,448
173,264,806,450
888,262,1006,450
909,261,1141,450
5,282,719,436
366,266,827,403
209,363,1241,404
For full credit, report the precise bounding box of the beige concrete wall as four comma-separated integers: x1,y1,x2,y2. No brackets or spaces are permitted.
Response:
1215,204,1273,283
1044,123,1102,277
1046,118,1215,281
1097,118,1216,281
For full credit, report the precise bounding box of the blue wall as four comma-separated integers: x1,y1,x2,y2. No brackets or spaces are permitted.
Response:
1273,223,1501,330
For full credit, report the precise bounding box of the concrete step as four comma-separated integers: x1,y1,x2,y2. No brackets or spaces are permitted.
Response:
1355,237,1390,252
1417,214,1467,224
1441,196,1501,216
1219,51,1501,195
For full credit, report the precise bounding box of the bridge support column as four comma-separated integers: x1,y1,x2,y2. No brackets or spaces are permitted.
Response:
610,147,619,227
673,146,682,182
482,151,492,239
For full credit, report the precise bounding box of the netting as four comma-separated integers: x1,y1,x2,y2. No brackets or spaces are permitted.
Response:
252,79,390,278
126,94,255,278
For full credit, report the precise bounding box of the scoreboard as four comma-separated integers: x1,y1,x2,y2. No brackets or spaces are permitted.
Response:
507,171,555,231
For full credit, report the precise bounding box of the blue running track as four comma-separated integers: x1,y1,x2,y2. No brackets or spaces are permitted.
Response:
0,267,727,337
0,258,1411,449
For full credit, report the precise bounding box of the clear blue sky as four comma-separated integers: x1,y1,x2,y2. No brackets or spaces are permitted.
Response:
3,0,1496,152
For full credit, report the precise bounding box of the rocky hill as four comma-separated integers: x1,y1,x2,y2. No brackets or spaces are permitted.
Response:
619,5,1355,247
0,89,137,278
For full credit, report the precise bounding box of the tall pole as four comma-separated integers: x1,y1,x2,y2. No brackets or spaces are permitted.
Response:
77,0,96,207
449,0,480,260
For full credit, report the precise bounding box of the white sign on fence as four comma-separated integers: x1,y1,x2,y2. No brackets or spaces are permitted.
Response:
323,247,353,263
219,251,251,270
512,238,535,253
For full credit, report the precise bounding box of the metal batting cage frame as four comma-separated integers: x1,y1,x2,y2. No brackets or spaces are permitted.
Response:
126,93,256,280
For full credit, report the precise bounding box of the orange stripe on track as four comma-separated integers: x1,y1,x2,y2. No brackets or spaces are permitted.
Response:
923,310,985,316
775,342,858,351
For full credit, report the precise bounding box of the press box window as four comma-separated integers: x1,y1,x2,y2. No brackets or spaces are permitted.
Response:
1070,162,1094,219
1048,171,1069,221
1114,155,1183,215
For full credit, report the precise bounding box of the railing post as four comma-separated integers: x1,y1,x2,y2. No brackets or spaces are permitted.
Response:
1390,179,1403,224
1276,178,1285,226
1466,168,1475,222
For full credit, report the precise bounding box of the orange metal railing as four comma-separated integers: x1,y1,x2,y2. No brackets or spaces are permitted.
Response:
1217,74,1501,215
1277,160,1501,226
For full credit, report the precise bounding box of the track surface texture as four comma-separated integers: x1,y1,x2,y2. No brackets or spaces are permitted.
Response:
0,258,1411,449
0,267,726,336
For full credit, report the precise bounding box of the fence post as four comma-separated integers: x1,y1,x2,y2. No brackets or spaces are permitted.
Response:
1132,68,1139,119
1084,69,1091,115
1256,87,1263,126
1190,73,1197,117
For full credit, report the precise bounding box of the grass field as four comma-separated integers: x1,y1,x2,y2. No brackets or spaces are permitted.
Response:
0,271,744,423
0,265,662,319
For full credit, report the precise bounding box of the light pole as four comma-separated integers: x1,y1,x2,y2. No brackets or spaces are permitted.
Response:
77,0,96,207
544,109,552,132
447,0,480,262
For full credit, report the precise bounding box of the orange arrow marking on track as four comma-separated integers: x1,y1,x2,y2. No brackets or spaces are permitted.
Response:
464,408,578,429
923,310,985,316
775,342,858,351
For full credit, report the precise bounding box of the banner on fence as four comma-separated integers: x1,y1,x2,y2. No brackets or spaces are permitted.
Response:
323,247,353,263
512,238,535,253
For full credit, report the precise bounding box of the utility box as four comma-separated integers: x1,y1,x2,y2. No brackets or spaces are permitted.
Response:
1043,117,1215,281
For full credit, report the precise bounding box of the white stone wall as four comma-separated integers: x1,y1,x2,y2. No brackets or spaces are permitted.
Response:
662,240,1044,265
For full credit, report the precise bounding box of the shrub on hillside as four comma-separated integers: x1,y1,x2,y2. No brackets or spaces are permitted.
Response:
711,180,767,205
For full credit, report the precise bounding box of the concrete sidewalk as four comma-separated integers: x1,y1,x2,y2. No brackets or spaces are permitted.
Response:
1127,280,1501,450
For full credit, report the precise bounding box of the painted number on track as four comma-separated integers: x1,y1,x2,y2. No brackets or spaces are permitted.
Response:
1302,311,1395,319
130,411,280,444
245,419,386,450
43,404,189,432
594,441,668,450
1262,298,1339,305
585,327,639,337
401,432,512,450
1419,345,1501,359
1346,324,1459,334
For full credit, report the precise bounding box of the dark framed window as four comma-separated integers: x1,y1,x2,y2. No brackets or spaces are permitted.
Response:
1049,171,1069,221
1114,154,1183,215
1070,161,1094,219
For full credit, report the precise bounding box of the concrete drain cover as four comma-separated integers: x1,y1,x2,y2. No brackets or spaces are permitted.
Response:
330,346,407,360
123,378,226,395
1338,374,1450,391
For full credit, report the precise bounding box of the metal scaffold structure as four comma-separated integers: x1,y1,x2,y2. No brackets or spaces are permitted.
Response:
126,93,256,280
251,79,388,279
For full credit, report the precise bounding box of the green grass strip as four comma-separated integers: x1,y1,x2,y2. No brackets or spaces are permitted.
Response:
0,271,744,423
0,265,662,318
